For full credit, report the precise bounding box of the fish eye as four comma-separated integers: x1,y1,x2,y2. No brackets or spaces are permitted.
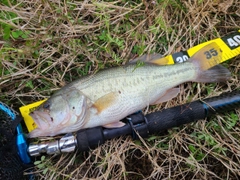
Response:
43,102,50,109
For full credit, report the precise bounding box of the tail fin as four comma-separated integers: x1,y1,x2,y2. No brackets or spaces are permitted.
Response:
195,65,231,82
189,42,231,82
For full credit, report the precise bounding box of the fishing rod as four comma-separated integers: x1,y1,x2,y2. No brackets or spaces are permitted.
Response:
28,90,240,156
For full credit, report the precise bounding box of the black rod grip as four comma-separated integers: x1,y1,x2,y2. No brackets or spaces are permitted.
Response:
76,127,105,151
146,101,206,134
204,90,240,115
146,90,240,134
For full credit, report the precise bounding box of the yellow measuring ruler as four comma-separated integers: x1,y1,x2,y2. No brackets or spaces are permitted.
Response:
166,30,240,64
19,99,47,132
20,30,240,132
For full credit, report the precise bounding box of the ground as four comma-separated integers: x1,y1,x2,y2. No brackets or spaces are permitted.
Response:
0,0,240,179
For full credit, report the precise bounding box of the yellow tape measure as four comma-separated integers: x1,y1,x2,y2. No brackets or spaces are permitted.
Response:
166,30,240,64
20,30,240,132
19,99,47,132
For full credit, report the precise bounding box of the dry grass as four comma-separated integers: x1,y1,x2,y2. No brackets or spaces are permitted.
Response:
1,0,240,179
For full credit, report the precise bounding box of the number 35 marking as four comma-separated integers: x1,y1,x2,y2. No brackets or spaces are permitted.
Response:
204,48,218,59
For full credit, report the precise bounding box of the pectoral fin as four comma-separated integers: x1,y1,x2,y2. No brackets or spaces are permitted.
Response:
103,121,126,128
150,88,180,105
129,54,169,65
92,92,119,114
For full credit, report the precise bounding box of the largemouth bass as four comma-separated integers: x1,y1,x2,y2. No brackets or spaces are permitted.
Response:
29,43,231,138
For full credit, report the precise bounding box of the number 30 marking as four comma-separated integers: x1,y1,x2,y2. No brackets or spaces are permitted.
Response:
204,48,218,59
175,55,189,63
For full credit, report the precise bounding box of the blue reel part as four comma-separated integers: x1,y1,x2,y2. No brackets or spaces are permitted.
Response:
0,102,31,164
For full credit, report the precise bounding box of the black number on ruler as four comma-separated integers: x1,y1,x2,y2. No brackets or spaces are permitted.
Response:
204,48,218,59
222,32,240,50
172,51,190,63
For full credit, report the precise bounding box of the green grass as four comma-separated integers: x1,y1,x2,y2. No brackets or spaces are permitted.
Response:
0,0,240,179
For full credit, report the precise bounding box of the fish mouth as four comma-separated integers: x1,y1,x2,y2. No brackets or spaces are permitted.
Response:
28,111,53,138
30,111,52,129
28,111,68,138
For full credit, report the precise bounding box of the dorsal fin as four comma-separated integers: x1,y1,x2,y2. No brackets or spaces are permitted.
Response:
128,53,169,65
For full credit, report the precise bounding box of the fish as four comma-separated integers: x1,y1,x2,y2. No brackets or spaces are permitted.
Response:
28,42,231,138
